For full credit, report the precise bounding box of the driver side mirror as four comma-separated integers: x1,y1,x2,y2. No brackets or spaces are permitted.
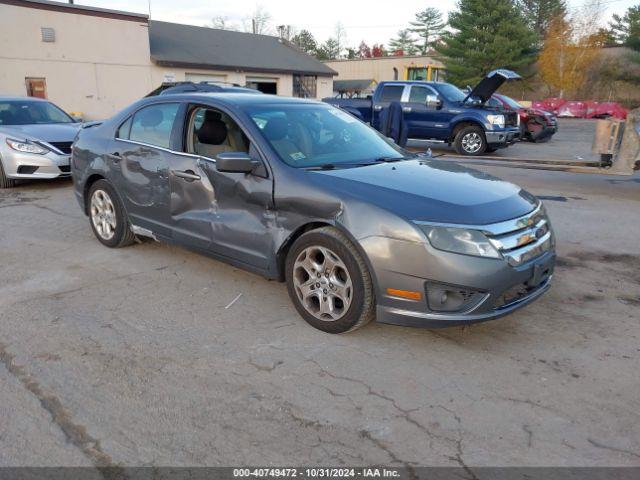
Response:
215,152,261,173
426,94,442,109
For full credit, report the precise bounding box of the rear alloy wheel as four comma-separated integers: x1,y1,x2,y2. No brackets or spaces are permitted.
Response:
88,180,135,248
454,126,487,156
286,227,374,333
0,160,17,189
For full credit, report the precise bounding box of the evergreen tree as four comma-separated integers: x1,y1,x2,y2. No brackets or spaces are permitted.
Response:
388,29,419,55
316,38,340,60
436,0,537,85
410,7,445,54
292,30,318,55
610,4,640,50
515,0,567,42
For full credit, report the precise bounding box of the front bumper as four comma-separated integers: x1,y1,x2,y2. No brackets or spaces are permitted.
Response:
485,128,519,147
375,253,554,328
0,148,71,179
360,206,556,328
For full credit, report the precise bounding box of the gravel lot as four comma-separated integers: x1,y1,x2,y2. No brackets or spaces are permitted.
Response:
1,119,639,469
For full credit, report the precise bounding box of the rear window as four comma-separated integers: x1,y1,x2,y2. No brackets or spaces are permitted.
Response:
123,103,179,149
379,85,404,102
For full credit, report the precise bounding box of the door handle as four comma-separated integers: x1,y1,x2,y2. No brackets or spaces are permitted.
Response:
373,105,383,111
402,107,412,113
172,169,201,181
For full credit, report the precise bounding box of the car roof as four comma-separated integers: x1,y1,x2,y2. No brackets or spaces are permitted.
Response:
143,92,325,108
0,96,50,102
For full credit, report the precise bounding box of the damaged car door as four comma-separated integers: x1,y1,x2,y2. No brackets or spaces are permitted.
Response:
170,104,274,270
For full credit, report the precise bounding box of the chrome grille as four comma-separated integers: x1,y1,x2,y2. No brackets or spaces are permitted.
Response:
505,111,519,127
47,141,73,155
480,204,553,266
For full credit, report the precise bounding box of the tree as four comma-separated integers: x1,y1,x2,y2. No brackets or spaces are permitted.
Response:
610,4,640,50
292,30,317,54
334,23,347,58
410,7,445,54
538,15,605,97
435,0,537,86
208,16,238,30
371,44,386,57
515,0,567,42
357,41,372,58
316,38,340,60
388,29,419,55
243,5,272,35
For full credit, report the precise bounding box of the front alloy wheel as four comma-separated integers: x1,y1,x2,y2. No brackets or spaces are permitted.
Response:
292,246,353,321
454,126,487,156
285,227,375,333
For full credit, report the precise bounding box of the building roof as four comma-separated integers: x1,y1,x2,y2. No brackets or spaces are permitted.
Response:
149,21,336,77
333,79,377,92
324,54,442,64
1,0,148,22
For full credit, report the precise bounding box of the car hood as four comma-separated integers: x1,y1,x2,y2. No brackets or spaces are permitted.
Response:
466,69,522,104
0,123,81,142
311,159,538,225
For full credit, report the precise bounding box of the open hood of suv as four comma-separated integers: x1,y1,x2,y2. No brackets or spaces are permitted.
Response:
465,69,522,104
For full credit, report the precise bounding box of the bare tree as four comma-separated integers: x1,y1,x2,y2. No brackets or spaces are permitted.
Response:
208,15,238,30
243,5,273,35
334,22,347,58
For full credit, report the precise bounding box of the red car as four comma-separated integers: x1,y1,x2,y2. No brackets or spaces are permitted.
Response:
489,94,558,142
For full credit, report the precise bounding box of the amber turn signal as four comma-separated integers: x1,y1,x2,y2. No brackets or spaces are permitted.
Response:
386,288,422,301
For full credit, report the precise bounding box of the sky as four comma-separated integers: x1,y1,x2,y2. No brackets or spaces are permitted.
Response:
71,0,636,45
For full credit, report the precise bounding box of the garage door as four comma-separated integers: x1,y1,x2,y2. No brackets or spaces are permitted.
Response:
246,77,278,95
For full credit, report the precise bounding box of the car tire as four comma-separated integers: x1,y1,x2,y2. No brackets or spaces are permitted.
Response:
285,226,375,334
454,126,487,156
87,179,135,248
0,160,17,189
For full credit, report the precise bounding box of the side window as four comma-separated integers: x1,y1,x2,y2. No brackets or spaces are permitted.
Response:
186,106,250,159
116,116,132,139
408,86,433,104
379,85,404,102
128,103,179,149
486,97,501,108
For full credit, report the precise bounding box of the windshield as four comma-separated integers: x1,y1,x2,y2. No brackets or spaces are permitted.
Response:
245,104,408,168
0,100,74,125
435,83,467,103
500,96,523,109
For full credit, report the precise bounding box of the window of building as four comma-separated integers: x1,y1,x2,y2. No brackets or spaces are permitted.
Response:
293,75,317,98
379,85,404,102
121,103,179,149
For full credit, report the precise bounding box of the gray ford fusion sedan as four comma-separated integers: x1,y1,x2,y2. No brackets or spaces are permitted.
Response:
71,93,555,333
0,96,81,188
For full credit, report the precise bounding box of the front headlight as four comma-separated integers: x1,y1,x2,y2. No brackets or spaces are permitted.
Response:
6,138,50,155
486,114,505,128
418,225,501,259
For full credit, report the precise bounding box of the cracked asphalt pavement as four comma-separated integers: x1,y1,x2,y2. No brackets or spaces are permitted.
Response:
0,120,639,468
